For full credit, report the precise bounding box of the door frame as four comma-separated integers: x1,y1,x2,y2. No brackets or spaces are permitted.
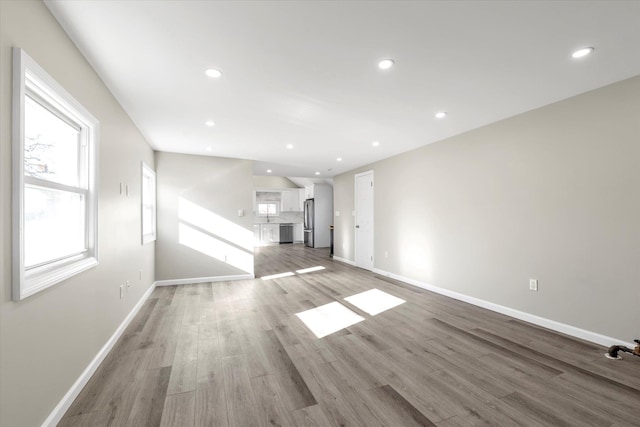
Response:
354,170,374,270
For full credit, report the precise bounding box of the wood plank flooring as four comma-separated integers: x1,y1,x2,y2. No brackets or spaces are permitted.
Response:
59,244,640,426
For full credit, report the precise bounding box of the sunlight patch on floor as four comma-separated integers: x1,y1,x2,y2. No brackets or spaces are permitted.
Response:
344,288,406,316
295,301,364,338
261,272,295,281
296,266,326,274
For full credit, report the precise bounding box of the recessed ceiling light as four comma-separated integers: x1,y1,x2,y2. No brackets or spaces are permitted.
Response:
205,120,215,127
267,169,272,173
435,111,447,119
286,144,294,149
372,141,380,147
336,157,343,162
205,68,222,78
205,146,212,152
572,47,594,59
378,59,395,70
315,172,320,175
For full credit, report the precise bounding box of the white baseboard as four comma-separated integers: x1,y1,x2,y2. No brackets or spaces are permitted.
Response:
42,282,157,427
372,268,634,349
333,256,356,266
154,273,254,287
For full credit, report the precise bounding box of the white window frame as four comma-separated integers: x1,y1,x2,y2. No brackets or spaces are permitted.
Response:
257,201,280,217
141,162,156,244
12,48,99,300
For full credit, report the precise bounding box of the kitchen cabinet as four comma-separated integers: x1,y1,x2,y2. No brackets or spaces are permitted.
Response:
281,190,300,212
253,224,260,244
294,223,303,242
304,185,314,200
260,224,280,243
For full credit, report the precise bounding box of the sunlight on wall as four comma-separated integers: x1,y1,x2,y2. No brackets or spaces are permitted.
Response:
178,223,254,273
179,197,253,251
177,197,254,274
344,288,405,316
400,242,432,279
295,301,364,338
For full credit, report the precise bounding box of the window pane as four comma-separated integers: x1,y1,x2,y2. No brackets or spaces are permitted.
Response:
142,206,153,235
24,95,82,188
267,203,277,214
24,185,86,267
258,204,268,215
142,173,153,203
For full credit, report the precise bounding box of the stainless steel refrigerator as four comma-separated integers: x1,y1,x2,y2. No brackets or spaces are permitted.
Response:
304,198,314,247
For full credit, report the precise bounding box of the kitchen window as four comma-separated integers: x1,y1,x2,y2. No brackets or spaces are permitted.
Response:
141,162,156,244
257,202,279,216
12,48,99,300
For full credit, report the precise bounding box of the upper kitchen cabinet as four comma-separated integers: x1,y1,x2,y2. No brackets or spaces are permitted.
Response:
281,189,304,212
304,185,314,200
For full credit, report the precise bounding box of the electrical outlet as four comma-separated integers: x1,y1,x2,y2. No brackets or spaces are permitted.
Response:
126,280,130,293
529,279,538,292
384,251,388,258
139,270,142,280
119,285,124,299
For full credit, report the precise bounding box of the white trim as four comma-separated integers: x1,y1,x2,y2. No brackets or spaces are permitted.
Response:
12,48,100,300
22,257,98,300
354,170,374,271
373,268,635,349
141,162,157,245
154,274,254,287
333,256,356,267
42,282,157,427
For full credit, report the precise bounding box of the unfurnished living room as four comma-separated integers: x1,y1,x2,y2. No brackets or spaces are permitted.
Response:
1,1,640,426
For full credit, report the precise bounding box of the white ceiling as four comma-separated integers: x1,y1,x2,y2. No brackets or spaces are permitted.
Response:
45,1,640,179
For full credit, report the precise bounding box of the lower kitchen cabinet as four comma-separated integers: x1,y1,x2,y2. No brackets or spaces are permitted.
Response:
260,224,280,243
254,223,303,244
294,223,303,242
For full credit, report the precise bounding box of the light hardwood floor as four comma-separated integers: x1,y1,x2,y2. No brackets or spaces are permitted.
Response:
60,244,640,426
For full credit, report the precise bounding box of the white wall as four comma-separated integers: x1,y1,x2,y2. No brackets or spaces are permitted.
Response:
0,1,155,426
313,184,334,248
334,75,640,343
155,152,255,281
253,175,300,189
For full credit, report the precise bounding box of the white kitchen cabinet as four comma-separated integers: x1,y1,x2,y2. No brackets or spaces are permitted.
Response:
304,185,314,200
293,223,303,242
253,224,260,244
260,224,280,243
281,190,300,212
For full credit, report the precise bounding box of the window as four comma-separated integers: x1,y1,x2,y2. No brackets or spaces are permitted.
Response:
141,162,156,244
257,202,279,216
12,48,99,300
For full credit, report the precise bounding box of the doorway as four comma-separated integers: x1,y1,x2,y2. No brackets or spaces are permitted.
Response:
355,170,374,270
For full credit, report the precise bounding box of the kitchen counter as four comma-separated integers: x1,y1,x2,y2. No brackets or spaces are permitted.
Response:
253,219,302,224
254,222,304,244
253,211,303,225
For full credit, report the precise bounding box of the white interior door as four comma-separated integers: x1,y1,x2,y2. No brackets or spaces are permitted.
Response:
355,171,374,270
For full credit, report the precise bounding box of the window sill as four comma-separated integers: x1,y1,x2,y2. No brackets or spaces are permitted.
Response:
142,234,156,245
16,256,98,300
